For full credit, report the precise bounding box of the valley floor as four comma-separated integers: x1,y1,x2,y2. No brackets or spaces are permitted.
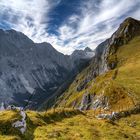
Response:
0,109,140,140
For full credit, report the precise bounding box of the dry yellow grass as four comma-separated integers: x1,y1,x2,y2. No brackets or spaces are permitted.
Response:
56,36,140,111
0,109,140,140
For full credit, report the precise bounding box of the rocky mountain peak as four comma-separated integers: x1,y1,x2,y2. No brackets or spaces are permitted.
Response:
0,29,34,46
84,47,93,52
71,47,94,61
123,17,140,25
110,17,140,47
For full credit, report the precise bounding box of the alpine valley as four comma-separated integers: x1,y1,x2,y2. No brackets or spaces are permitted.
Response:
0,17,140,140
0,29,94,109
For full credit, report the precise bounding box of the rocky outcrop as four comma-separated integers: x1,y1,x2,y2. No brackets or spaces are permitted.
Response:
92,95,109,110
0,102,5,111
79,92,93,110
79,92,109,111
11,107,26,134
96,104,140,121
96,112,120,120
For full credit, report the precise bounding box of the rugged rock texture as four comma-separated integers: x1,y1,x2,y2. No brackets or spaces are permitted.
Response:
79,92,109,111
96,104,140,121
0,102,5,111
71,47,95,61
90,17,140,77
79,92,93,110
12,107,26,134
0,29,94,109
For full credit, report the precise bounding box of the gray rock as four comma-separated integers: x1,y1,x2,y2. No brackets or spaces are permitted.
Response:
0,29,93,109
92,95,109,110
0,102,5,111
79,92,93,110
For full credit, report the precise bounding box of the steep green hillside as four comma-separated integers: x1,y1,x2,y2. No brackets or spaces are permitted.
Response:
55,18,140,112
0,109,140,140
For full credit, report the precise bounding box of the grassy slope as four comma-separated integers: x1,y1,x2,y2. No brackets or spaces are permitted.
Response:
0,109,140,140
116,36,140,101
56,36,140,111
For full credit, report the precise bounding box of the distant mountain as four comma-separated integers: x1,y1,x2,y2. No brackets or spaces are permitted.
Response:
55,17,140,111
71,47,95,61
0,29,94,109
38,48,95,110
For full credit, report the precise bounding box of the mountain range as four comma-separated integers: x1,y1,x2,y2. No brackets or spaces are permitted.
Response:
0,29,94,109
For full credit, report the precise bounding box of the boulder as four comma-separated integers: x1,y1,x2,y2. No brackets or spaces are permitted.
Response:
79,92,92,110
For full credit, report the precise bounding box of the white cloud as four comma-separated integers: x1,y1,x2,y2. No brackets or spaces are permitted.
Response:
0,0,49,33
52,0,140,54
0,0,140,54
0,0,59,43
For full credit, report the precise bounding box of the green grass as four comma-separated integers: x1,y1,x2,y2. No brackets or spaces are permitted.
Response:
0,135,20,140
0,111,21,140
0,109,83,140
0,109,140,140
116,36,140,101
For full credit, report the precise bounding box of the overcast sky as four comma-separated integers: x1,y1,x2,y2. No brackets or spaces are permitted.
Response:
0,0,140,54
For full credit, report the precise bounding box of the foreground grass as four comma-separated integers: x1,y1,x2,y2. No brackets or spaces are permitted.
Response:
0,111,21,140
0,109,140,140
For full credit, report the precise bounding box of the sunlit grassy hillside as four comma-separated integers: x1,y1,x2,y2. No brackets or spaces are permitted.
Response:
56,36,140,111
0,109,140,140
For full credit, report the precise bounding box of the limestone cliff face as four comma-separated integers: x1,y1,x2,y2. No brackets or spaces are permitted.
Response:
0,29,94,109
0,29,72,108
92,17,140,77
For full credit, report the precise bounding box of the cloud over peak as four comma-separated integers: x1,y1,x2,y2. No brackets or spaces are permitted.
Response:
0,0,140,54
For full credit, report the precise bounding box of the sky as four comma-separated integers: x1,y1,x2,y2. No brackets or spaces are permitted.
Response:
0,0,140,54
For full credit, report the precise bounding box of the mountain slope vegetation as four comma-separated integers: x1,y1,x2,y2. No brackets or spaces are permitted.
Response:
55,17,140,112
